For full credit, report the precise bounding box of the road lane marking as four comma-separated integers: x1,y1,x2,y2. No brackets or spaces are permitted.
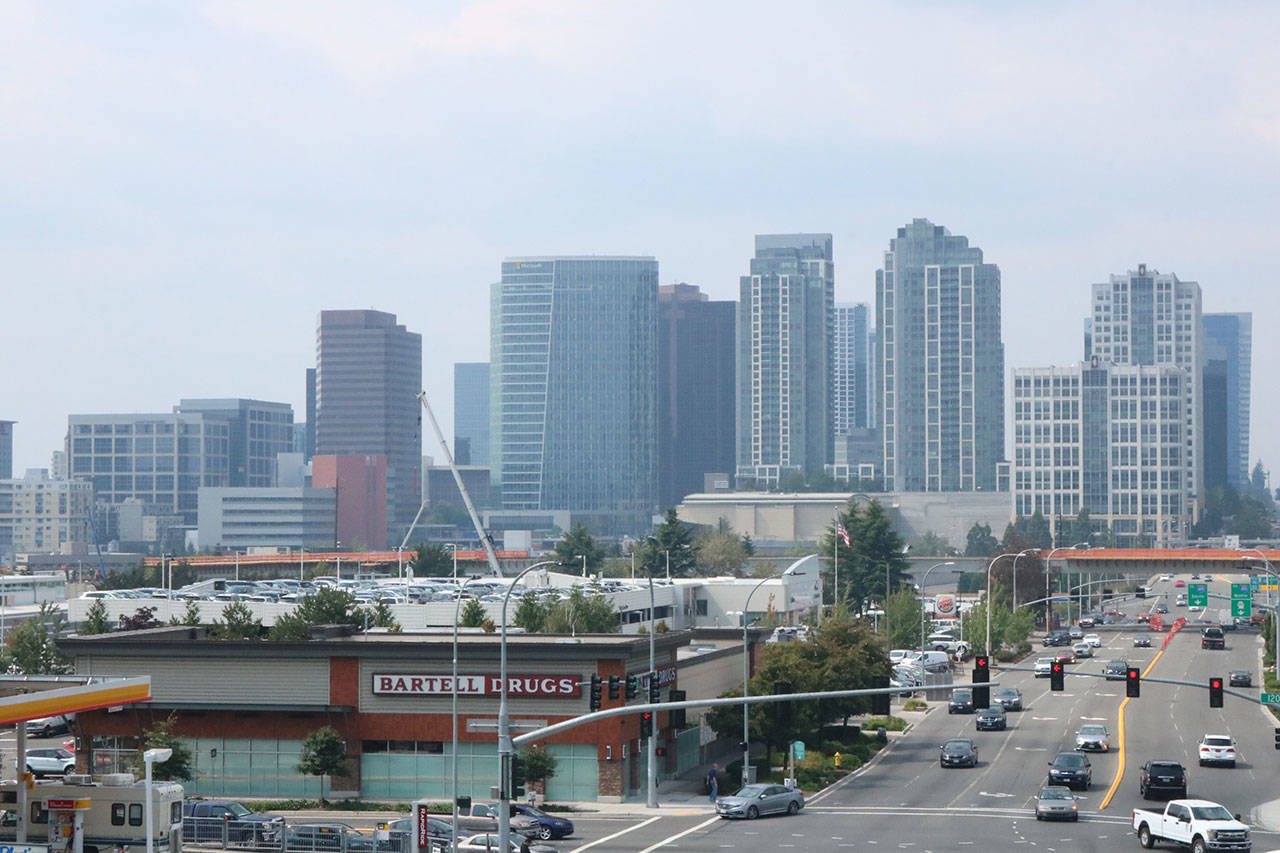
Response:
569,815,661,851
636,815,720,853
1099,646,1165,811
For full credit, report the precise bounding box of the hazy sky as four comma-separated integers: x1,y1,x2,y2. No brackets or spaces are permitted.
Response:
4,1,1278,481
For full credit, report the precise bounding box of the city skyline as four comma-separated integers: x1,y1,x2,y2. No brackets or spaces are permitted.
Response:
3,3,1277,482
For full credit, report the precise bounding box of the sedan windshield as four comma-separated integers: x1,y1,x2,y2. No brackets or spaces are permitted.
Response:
1055,754,1085,767
733,785,768,797
1079,726,1106,736
1191,805,1234,821
1039,788,1072,800
943,740,971,750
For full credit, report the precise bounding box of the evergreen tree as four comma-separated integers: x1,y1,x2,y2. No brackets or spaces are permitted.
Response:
964,523,1000,557
542,587,619,633
822,499,909,613
136,713,196,781
180,598,202,627
4,603,72,673
82,599,111,635
458,597,487,628
513,592,548,632
209,601,262,639
410,543,455,577
636,509,699,577
553,524,606,574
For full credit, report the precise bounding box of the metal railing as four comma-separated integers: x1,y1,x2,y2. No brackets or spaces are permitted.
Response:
181,819,413,853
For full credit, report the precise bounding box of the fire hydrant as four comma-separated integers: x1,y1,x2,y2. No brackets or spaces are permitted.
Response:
834,752,841,767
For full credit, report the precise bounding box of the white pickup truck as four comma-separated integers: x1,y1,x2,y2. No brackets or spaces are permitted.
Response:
1132,799,1251,852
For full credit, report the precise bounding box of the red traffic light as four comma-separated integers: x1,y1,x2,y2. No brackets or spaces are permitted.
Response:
641,712,653,722
975,656,988,668
655,747,666,757
1051,662,1063,673
1211,679,1222,688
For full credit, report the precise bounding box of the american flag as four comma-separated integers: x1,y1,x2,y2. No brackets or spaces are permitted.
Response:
836,521,850,546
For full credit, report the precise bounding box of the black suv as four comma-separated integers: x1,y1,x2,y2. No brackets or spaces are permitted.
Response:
1202,627,1225,650
1047,752,1092,790
1139,760,1187,799
948,688,975,714
1042,631,1072,647
1102,660,1128,681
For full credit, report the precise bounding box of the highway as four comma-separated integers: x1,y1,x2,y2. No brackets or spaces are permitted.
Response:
555,571,1280,852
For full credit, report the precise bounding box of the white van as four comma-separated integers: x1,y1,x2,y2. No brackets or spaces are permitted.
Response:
918,650,951,673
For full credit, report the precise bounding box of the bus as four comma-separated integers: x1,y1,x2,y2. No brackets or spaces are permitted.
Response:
0,773,183,853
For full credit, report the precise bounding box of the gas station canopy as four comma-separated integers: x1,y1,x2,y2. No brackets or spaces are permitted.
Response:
0,676,151,726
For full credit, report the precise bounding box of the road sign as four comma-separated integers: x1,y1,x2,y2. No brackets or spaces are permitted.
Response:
1231,598,1252,618
1187,583,1208,607
1261,693,1280,706
1251,576,1261,592
792,741,806,760
1232,582,1251,601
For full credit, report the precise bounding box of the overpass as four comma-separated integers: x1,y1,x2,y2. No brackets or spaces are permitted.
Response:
1037,547,1280,574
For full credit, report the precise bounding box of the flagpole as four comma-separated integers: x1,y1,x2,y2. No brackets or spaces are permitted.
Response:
833,508,840,617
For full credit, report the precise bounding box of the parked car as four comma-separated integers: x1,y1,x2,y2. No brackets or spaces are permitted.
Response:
455,834,558,853
1034,785,1078,821
714,784,804,819
24,748,75,777
375,817,453,844
182,800,285,845
25,715,73,737
286,823,379,853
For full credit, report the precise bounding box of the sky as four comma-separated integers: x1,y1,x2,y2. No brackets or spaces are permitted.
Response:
3,1,1278,479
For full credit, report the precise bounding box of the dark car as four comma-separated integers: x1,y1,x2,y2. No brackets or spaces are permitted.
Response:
948,688,975,714
1042,631,1072,647
183,801,285,845
1103,660,1128,680
286,823,380,853
1047,752,1091,790
992,687,1023,711
940,738,978,768
1202,627,1225,649
1229,670,1252,687
1155,604,1169,614
509,805,574,840
1139,760,1188,799
1133,635,1152,647
975,706,1006,731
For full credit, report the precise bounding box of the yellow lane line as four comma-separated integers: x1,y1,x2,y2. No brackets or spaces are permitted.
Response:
1099,648,1165,810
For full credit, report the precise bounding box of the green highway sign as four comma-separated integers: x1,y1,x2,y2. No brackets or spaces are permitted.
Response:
1232,582,1251,600
1262,693,1280,706
1232,598,1252,618
1187,583,1208,607
1251,576,1261,592
792,741,806,760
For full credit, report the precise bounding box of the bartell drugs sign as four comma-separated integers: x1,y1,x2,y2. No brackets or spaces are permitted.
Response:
373,673,581,697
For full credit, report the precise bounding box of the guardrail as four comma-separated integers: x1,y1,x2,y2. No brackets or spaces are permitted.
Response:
182,819,413,853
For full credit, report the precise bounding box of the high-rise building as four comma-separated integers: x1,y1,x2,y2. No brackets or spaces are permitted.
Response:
876,219,1004,492
176,399,294,487
66,411,231,526
490,256,658,521
312,454,388,551
0,468,93,554
1086,265,1202,520
315,310,422,542
1013,362,1190,546
834,303,875,434
1202,313,1252,489
453,362,490,467
658,283,736,508
304,367,317,461
736,234,834,486
0,420,12,480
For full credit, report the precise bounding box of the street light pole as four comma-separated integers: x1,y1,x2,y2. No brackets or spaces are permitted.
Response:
1240,551,1278,671
1041,543,1091,629
917,562,957,652
497,560,562,853
451,575,483,853
739,566,805,782
647,575,658,809
143,747,173,853
1010,548,1036,610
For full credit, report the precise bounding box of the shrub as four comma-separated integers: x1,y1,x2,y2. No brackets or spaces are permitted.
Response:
860,716,907,731
903,698,927,711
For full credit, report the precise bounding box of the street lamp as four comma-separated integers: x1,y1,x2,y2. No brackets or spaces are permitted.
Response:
143,747,173,853
1042,543,1091,627
497,560,563,853
1239,551,1278,672
1009,548,1037,610
738,565,806,784
576,554,588,578
451,574,485,853
917,562,957,652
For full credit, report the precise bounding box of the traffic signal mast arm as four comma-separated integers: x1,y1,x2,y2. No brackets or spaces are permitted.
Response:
511,681,998,747
993,664,1260,705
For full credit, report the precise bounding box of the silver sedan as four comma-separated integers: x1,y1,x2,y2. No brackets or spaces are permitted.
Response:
1034,785,1079,821
716,784,805,819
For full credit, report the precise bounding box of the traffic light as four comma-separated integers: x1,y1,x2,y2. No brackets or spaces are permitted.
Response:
669,689,687,729
1050,661,1064,691
872,674,890,716
608,675,621,701
771,681,794,727
655,746,666,757
1126,667,1141,698
648,673,661,705
1209,677,1224,708
625,676,638,701
1273,727,1280,751
641,711,654,734
510,755,527,798
972,656,990,709
589,674,603,711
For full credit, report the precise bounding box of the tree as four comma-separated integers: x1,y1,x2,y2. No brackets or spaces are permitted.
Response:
553,524,606,574
884,587,924,650
965,523,1000,557
409,543,455,577
268,587,365,640
542,587,619,633
119,607,159,631
179,599,202,627
137,713,196,781
959,580,1036,656
821,499,910,613
636,509,699,577
4,603,72,673
519,745,558,794
912,531,955,557
296,725,348,804
209,601,263,640
82,599,111,635
695,532,748,575
513,592,548,633
358,600,400,631
459,598,487,628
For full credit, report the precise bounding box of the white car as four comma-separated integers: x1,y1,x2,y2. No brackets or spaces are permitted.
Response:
1034,657,1054,677
1159,574,1172,582
1083,633,1102,647
1198,734,1237,767
25,748,75,777
1075,724,1110,751
1072,642,1093,659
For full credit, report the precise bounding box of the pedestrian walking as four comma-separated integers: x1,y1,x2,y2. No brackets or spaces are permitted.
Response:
706,763,719,803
